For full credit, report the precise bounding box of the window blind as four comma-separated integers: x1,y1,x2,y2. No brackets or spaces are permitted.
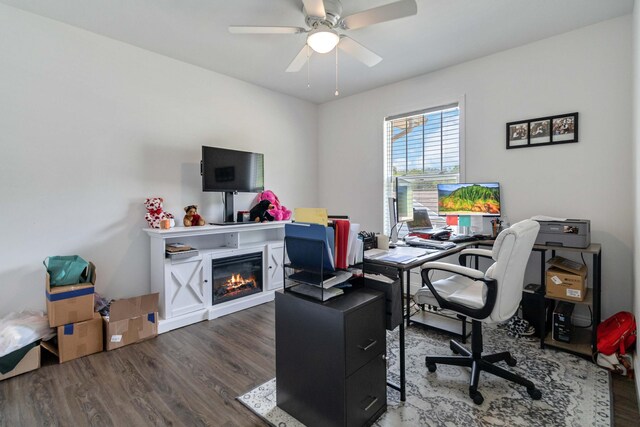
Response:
383,104,461,232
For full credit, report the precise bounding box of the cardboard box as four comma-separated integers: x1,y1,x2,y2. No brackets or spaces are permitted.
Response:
46,262,96,327
0,345,40,381
41,313,103,363
104,293,159,351
545,256,588,301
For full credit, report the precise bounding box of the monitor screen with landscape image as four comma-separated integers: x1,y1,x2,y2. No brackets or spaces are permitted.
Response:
437,182,501,216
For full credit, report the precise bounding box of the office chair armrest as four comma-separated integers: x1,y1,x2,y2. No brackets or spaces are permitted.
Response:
458,248,493,267
420,264,497,320
419,261,485,280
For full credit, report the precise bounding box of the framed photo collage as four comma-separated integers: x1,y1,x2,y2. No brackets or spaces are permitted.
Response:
506,112,578,149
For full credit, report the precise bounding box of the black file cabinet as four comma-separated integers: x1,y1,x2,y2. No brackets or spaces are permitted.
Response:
275,289,387,427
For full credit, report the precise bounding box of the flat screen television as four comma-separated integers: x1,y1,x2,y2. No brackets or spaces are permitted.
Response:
201,146,265,224
201,146,264,193
437,182,501,216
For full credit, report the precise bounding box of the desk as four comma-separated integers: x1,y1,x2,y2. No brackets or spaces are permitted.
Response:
364,243,472,402
366,239,603,403
366,243,473,327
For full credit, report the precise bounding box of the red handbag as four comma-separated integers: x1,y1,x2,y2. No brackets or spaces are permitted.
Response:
596,311,636,355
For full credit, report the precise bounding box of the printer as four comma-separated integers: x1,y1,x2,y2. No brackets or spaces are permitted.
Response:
533,218,590,248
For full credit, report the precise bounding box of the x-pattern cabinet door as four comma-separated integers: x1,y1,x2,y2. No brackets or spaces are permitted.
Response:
167,255,211,317
266,243,285,291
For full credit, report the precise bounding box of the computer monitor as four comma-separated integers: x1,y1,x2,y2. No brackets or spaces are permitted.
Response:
407,209,433,231
395,177,414,222
437,182,501,216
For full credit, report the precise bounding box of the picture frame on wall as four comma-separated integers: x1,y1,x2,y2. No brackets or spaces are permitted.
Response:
506,121,529,148
551,113,578,143
529,119,551,144
506,112,578,149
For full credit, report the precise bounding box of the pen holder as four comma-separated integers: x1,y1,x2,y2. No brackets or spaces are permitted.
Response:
376,234,390,250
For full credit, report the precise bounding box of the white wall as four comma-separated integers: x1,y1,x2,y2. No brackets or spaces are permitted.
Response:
318,16,633,319
633,0,640,401
0,4,319,316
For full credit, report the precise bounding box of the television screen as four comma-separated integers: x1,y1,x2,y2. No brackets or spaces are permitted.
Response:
437,182,501,216
395,177,414,222
202,146,264,193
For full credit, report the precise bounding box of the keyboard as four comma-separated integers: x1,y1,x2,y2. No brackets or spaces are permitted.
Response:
404,236,456,249
449,235,479,243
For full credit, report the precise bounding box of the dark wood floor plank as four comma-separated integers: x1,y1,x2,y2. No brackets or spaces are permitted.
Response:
20,373,70,427
611,374,639,427
0,301,637,427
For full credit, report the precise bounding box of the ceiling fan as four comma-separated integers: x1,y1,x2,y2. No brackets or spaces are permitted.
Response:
229,0,418,72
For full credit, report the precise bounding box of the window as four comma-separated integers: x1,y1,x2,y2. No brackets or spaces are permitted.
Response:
384,103,462,232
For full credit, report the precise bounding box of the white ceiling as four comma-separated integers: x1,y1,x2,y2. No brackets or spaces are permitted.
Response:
1,0,634,104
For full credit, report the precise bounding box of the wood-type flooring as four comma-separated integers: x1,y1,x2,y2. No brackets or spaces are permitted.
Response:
0,302,637,426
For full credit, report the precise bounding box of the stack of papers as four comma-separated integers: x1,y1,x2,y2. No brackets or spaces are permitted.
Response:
364,247,429,264
165,243,193,253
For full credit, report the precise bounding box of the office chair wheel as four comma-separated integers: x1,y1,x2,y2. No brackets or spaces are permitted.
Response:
527,387,542,400
426,361,437,373
449,342,459,354
469,390,484,405
506,355,517,367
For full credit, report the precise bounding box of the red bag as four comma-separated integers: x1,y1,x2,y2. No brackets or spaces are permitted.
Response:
597,311,636,355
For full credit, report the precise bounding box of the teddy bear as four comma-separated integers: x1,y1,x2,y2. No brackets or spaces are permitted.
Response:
250,200,275,222
144,197,175,229
255,190,291,221
183,205,206,227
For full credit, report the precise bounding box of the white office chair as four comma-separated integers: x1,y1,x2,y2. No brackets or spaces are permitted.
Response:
414,219,541,405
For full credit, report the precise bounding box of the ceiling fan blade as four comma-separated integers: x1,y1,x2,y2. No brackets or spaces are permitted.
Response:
286,45,313,72
338,36,382,67
229,26,306,34
302,0,326,19
340,0,417,30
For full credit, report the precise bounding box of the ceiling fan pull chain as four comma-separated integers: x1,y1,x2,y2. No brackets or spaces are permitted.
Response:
306,44,311,88
335,47,339,96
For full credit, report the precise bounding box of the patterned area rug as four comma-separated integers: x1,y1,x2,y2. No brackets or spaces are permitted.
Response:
238,325,611,427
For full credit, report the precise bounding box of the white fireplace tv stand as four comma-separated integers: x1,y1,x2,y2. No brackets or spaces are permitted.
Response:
145,222,287,333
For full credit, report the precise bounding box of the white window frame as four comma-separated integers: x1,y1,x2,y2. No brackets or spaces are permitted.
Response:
383,96,466,233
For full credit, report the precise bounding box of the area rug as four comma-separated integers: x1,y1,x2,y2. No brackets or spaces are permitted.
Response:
238,325,611,427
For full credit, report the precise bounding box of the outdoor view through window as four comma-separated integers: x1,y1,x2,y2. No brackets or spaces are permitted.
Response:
384,104,461,232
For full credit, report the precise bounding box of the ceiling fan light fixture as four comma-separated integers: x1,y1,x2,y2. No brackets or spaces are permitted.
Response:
307,26,340,53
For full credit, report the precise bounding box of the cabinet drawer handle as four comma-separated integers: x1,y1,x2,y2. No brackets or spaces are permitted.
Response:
358,339,377,351
363,396,379,411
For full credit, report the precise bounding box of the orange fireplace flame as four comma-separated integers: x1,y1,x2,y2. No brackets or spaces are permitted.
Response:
223,273,257,292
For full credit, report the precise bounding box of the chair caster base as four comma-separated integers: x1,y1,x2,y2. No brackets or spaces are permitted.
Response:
469,390,484,405
506,356,517,367
527,387,542,400
426,362,437,373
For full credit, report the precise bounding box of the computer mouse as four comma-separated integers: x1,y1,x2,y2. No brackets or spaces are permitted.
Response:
432,230,451,241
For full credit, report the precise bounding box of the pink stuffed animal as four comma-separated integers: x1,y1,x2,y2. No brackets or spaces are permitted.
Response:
256,190,291,221
144,197,175,229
